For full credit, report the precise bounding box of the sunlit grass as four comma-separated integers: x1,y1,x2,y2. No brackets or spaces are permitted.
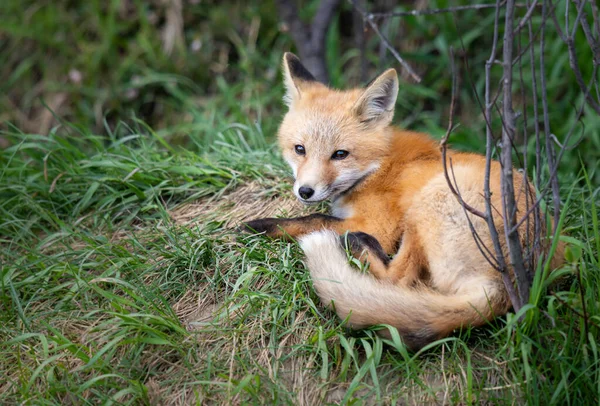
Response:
1,120,598,404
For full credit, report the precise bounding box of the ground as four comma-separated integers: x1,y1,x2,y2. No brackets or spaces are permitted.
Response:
1,128,598,405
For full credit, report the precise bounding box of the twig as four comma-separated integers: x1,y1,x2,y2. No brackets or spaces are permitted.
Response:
540,0,561,232
368,2,540,18
549,0,600,114
506,66,594,238
591,0,600,55
510,80,593,234
440,49,487,219
551,291,600,330
500,0,529,308
440,46,500,269
479,1,524,307
350,0,422,82
356,0,599,317
527,0,543,272
513,0,539,34
518,19,535,277
449,158,501,268
563,1,600,114
454,5,523,305
509,0,560,67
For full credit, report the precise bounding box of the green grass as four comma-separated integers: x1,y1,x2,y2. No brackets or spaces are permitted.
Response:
1,120,599,404
1,0,600,404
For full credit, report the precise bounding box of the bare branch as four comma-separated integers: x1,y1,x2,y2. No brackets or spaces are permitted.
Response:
440,47,501,270
358,0,598,318
551,291,600,330
483,1,514,279
509,57,593,238
350,0,422,82
540,0,562,231
450,158,502,268
440,48,487,220
368,2,541,18
571,1,600,67
513,0,539,34
454,5,522,306
518,20,535,275
592,0,600,46
526,0,543,273
549,0,600,114
500,0,529,306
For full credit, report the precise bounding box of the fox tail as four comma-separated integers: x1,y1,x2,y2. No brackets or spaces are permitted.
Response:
299,230,507,350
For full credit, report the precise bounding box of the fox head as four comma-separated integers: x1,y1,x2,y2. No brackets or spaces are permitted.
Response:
278,53,399,204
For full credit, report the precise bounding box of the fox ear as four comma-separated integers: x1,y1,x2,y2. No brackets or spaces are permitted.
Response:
353,69,399,126
282,52,318,106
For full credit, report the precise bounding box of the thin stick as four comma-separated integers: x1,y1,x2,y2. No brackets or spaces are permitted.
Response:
449,158,501,268
540,0,559,232
551,291,600,330
350,0,422,82
440,49,486,220
369,2,540,18
440,47,499,267
527,0,543,276
482,1,518,302
513,0,540,34
500,0,529,306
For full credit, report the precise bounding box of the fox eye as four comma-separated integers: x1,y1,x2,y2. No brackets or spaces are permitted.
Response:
294,145,306,155
331,150,349,160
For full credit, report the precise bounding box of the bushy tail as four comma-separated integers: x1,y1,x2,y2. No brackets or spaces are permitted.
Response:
299,231,507,350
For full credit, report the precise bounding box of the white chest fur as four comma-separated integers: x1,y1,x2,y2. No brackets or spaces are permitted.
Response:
331,197,354,219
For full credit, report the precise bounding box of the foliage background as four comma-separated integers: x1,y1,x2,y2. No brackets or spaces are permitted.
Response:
1,0,599,404
3,0,598,183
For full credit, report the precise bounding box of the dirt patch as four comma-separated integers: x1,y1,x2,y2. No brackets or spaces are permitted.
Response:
172,285,223,329
169,180,317,332
169,181,313,229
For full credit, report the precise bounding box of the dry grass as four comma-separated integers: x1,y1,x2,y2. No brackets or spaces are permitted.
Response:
169,181,312,228
157,182,519,405
2,134,596,404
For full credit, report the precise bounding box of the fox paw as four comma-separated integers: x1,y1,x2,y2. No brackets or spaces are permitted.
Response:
341,232,390,266
240,218,281,235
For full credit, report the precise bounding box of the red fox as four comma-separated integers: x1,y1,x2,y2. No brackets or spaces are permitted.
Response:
244,52,563,350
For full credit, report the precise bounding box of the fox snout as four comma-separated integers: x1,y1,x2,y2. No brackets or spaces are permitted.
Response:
298,186,315,200
293,181,328,204
291,160,334,204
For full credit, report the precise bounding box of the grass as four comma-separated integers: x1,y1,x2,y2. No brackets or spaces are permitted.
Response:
1,0,599,404
1,119,599,404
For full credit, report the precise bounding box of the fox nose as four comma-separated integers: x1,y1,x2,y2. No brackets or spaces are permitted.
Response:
298,186,315,200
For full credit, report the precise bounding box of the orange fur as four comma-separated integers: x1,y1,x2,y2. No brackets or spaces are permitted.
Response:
243,53,564,350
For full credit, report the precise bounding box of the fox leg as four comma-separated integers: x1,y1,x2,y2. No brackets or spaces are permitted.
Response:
243,214,361,240
342,231,426,286
384,232,427,286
